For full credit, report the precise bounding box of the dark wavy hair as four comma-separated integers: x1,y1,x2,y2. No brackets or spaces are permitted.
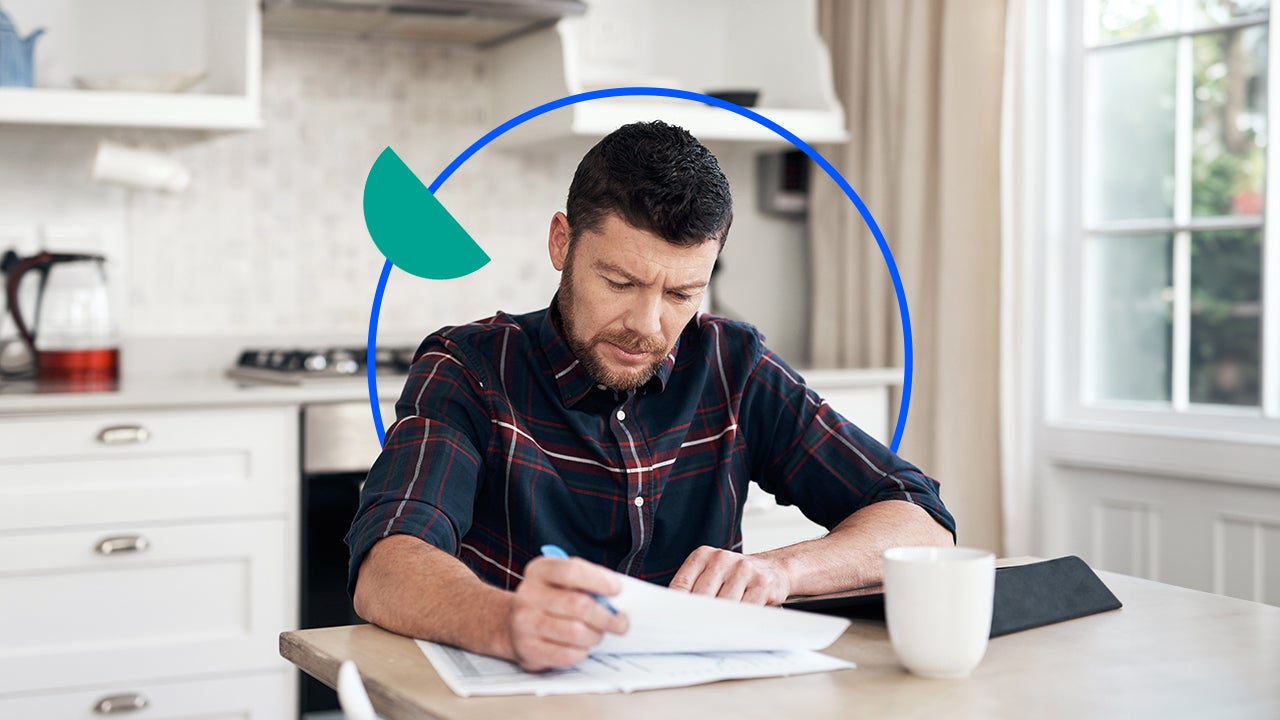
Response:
565,121,733,249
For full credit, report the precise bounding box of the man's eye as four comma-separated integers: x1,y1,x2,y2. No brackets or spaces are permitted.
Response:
606,280,631,290
669,292,692,303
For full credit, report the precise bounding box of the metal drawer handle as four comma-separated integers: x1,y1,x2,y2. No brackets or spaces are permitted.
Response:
97,425,151,445
93,693,149,714
95,535,151,556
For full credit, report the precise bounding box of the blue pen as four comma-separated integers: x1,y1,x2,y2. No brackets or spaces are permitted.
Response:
540,544,619,615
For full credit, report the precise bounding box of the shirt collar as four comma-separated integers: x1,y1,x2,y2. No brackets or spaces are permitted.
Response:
539,293,679,408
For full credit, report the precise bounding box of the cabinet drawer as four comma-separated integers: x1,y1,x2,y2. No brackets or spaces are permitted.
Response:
0,670,290,719
0,407,297,531
0,519,293,694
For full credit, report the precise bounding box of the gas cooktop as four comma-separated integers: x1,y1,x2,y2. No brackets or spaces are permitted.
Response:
225,346,417,386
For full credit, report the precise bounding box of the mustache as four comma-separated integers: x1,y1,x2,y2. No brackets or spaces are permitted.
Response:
593,330,666,355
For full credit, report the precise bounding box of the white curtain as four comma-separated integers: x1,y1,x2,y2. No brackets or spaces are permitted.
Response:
811,0,1008,552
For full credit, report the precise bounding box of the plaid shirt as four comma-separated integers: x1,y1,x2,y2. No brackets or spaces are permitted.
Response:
346,298,954,594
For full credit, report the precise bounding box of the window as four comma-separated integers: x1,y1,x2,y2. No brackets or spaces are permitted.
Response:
1079,0,1277,418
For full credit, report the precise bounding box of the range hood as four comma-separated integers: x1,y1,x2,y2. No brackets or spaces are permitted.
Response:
262,0,588,47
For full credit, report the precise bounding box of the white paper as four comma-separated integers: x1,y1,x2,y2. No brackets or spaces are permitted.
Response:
592,575,851,654
418,641,855,697
416,578,855,697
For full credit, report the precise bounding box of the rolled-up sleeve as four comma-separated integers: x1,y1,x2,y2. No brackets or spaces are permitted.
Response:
741,348,956,539
344,339,490,596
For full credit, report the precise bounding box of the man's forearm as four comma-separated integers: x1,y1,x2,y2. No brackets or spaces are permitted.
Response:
352,534,516,660
759,500,954,597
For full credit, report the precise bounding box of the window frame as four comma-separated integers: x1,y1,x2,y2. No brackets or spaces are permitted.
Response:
1053,0,1280,442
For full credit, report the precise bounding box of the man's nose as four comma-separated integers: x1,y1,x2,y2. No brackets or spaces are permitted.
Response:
624,293,663,338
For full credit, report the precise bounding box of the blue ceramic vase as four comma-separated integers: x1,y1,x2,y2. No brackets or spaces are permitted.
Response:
0,5,45,87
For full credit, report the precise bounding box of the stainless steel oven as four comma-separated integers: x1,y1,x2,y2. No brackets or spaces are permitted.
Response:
300,401,396,718
226,346,409,718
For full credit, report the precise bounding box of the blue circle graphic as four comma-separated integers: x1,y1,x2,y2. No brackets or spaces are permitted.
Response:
366,87,915,452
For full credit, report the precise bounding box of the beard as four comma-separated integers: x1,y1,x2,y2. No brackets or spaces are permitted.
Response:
558,255,669,391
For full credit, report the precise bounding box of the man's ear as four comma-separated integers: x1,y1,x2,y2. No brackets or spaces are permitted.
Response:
548,212,571,271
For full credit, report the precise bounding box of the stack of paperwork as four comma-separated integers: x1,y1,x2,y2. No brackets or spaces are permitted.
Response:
418,574,854,696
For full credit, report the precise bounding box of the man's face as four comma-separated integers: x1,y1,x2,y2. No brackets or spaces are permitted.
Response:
549,212,720,391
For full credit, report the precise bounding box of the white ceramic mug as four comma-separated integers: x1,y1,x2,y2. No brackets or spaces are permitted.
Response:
883,546,995,679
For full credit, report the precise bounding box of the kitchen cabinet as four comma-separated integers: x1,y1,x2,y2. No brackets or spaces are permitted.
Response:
489,0,847,146
0,408,294,530
0,673,288,719
0,0,260,129
0,407,296,713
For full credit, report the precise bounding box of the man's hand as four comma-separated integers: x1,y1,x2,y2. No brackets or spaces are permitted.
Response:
668,546,791,605
508,556,630,671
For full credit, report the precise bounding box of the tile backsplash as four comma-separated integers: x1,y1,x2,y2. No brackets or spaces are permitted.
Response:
0,33,809,364
0,34,572,347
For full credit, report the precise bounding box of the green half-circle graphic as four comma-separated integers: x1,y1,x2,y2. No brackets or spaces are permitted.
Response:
363,147,490,280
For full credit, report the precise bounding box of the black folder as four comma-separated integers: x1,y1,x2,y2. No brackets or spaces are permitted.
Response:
782,555,1123,637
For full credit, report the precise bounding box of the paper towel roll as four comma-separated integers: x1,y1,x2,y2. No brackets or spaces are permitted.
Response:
91,141,191,193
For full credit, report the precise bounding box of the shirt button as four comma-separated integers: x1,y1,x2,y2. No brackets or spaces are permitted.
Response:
634,496,644,508
597,383,607,390
616,410,626,421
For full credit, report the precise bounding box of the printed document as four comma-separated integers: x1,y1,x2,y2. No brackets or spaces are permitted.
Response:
418,575,854,696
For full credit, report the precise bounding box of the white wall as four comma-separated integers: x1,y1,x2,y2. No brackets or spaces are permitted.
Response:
710,144,809,365
0,34,809,364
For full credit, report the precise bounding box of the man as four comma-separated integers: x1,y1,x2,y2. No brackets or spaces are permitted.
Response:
347,120,955,672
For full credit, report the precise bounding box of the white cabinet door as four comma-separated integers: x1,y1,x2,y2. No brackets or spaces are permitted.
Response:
0,407,297,531
0,671,290,719
0,519,291,694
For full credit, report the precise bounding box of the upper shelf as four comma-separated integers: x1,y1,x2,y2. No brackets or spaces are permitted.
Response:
0,88,259,130
489,98,849,148
488,0,848,147
0,0,261,130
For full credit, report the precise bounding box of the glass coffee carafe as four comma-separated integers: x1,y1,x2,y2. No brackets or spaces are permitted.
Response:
3,251,119,391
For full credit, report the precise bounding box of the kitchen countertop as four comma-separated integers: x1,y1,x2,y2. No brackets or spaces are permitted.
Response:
0,366,902,417
0,373,408,416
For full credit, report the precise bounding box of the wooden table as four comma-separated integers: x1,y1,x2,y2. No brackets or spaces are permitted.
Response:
280,570,1280,719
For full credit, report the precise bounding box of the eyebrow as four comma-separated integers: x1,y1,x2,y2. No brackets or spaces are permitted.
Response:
593,260,708,293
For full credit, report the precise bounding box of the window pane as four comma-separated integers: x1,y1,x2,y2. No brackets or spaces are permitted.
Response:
1192,0,1270,29
1190,229,1262,405
1086,41,1177,223
1192,26,1268,217
1094,0,1179,43
1089,234,1173,402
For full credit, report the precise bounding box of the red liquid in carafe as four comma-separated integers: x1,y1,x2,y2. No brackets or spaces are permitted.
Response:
36,348,119,391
